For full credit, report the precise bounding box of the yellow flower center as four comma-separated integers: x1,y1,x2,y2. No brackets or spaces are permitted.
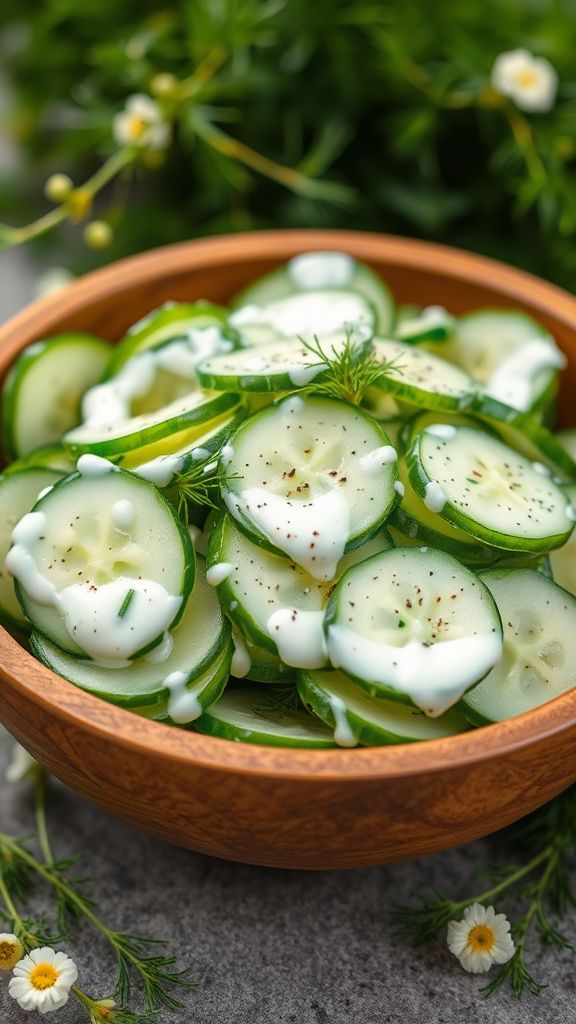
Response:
127,117,148,141
29,962,60,990
467,924,495,952
0,939,22,970
515,68,539,89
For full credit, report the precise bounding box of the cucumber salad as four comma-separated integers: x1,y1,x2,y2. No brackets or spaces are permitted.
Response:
2,250,576,749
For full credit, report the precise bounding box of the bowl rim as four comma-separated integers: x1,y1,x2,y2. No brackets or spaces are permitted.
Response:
1,228,575,782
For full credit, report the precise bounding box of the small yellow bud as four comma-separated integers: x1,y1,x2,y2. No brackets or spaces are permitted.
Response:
67,188,93,223
141,150,166,169
83,221,113,250
150,72,178,98
555,136,576,161
0,933,24,971
44,173,74,203
477,85,506,109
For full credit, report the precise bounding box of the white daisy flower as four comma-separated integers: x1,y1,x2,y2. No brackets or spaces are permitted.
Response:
491,49,558,112
113,94,171,150
5,742,39,783
0,933,24,972
8,947,78,1014
447,903,515,974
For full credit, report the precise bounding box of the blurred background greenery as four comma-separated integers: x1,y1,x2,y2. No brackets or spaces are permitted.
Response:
0,0,575,284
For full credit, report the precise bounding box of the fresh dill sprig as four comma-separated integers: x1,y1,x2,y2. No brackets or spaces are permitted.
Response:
0,764,195,1018
249,683,301,716
300,330,400,404
392,786,576,999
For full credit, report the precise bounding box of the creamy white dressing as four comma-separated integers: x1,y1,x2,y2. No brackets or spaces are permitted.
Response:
220,444,234,467
280,394,305,419
266,608,328,668
359,445,397,474
227,486,350,581
134,452,185,487
532,461,551,477
328,694,358,747
566,505,576,522
425,425,457,441
144,631,174,664
203,460,218,474
164,670,202,724
327,624,503,716
394,480,405,497
424,481,447,513
231,630,251,677
56,578,181,662
288,252,354,289
36,485,54,501
5,509,182,662
191,447,210,461
485,338,566,411
76,454,118,478
206,562,234,587
229,292,371,338
288,363,325,387
111,499,136,531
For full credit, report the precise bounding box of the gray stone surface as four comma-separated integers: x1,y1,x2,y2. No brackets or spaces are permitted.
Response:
0,247,574,1024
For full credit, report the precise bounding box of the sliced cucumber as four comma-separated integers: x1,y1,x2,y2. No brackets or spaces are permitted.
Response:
371,338,476,413
437,310,564,414
132,639,232,723
469,393,576,481
107,301,240,374
232,251,395,335
64,390,239,457
0,468,63,630
6,445,76,475
229,289,376,347
239,638,297,684
391,455,498,565
207,513,392,665
549,484,576,596
6,462,194,661
194,685,337,748
31,557,229,709
395,306,454,345
221,394,398,581
298,669,469,746
557,430,576,464
123,410,245,488
325,547,503,716
2,334,110,459
196,328,372,393
408,423,574,552
460,569,576,723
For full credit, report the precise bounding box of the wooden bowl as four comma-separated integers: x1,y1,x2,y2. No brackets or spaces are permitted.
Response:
1,230,576,870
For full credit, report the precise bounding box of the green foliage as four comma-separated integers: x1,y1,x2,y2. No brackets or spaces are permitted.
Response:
0,0,575,281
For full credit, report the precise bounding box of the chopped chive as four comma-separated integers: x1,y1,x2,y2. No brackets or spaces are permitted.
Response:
465,477,479,485
118,588,135,618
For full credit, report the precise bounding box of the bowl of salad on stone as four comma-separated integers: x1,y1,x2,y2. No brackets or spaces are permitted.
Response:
0,230,575,868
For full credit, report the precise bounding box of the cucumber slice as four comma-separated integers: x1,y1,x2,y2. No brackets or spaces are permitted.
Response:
298,669,469,746
107,301,240,374
437,310,564,414
30,557,229,709
460,568,576,723
207,513,392,665
324,547,503,716
2,334,111,459
395,306,454,345
6,445,76,475
196,328,372,393
6,461,194,661
232,251,395,335
239,637,297,684
131,640,232,723
122,410,245,488
0,468,63,630
549,484,576,596
194,685,337,748
230,289,376,347
408,423,575,552
221,394,399,581
391,455,498,565
64,390,240,457
469,393,576,481
371,338,477,413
